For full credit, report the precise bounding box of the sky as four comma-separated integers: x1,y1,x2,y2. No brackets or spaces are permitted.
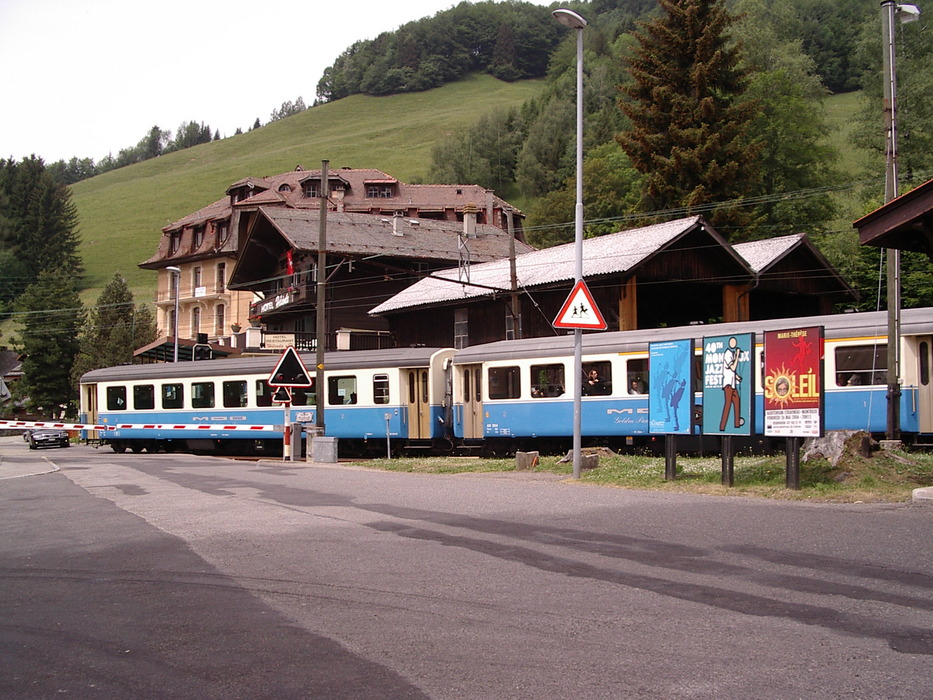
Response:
0,0,555,165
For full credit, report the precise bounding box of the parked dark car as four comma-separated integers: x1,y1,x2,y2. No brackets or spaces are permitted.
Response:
26,429,70,449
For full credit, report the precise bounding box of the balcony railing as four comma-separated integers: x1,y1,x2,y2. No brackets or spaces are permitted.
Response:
155,284,227,305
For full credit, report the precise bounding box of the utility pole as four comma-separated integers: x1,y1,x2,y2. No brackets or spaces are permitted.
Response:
880,1,920,444
505,207,521,340
315,160,329,434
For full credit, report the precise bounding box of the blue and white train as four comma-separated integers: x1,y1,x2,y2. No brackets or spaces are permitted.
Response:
79,308,933,456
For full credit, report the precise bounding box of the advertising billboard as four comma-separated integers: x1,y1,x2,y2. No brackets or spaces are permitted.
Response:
649,338,694,435
763,326,824,438
702,332,754,436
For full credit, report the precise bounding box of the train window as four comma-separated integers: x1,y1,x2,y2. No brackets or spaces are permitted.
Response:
292,385,315,406
463,368,471,403
409,372,416,404
192,381,215,408
162,383,184,409
921,342,930,386
835,345,887,386
627,358,648,394
106,386,127,411
582,362,611,396
421,371,429,403
531,364,565,398
133,385,155,410
255,380,273,407
223,380,248,408
475,367,482,403
328,376,357,405
374,374,390,404
488,366,520,399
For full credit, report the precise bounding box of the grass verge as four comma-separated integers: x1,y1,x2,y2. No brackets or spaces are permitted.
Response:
360,448,933,503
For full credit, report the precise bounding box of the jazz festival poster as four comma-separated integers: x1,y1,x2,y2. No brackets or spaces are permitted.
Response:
702,332,754,436
763,326,824,438
648,339,694,435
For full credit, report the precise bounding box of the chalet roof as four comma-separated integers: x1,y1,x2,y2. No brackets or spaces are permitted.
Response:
733,233,855,297
0,349,22,378
162,197,230,232
261,207,531,259
731,234,801,272
225,167,524,215
158,168,524,236
853,177,933,259
228,208,533,287
370,216,747,314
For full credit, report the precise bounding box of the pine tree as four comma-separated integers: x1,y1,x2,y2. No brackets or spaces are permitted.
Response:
0,157,83,292
617,0,762,238
14,269,84,417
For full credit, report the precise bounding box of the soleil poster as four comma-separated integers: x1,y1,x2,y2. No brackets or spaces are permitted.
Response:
763,326,824,438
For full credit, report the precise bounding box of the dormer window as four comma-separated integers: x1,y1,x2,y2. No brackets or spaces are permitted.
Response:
215,220,228,245
193,225,205,250
169,231,181,254
302,181,320,198
279,184,292,193
367,185,394,198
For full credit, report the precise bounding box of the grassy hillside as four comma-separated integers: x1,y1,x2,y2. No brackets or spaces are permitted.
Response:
71,74,546,305
70,79,870,309
822,90,869,178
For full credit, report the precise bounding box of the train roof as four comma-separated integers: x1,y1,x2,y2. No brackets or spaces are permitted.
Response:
80,346,454,384
452,308,933,364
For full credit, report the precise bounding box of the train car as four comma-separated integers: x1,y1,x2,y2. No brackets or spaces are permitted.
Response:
451,308,933,455
79,347,455,455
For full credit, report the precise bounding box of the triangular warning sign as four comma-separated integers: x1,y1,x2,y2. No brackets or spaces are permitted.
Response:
271,386,293,404
267,346,314,387
553,280,608,330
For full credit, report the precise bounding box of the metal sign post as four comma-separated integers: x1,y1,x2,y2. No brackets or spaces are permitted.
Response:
267,347,313,462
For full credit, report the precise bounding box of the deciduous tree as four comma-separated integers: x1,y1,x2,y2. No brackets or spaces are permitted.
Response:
71,273,158,385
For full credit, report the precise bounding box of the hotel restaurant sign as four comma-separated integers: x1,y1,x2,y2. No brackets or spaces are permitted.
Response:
251,290,295,317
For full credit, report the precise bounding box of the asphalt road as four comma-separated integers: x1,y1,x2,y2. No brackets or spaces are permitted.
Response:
1,437,931,699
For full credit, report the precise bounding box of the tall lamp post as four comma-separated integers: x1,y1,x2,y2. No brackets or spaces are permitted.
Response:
553,8,587,478
881,1,920,443
166,266,181,362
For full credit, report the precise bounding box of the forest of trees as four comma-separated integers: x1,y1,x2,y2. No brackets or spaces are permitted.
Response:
423,0,931,307
0,158,156,416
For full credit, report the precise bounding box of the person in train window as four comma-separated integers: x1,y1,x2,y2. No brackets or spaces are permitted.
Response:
583,369,608,396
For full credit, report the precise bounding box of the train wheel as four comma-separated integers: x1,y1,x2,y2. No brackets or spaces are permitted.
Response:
111,441,127,454
130,443,144,453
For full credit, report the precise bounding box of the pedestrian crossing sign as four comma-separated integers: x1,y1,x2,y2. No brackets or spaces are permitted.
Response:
553,279,607,330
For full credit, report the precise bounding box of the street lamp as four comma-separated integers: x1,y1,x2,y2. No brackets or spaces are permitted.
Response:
166,266,181,362
553,8,587,478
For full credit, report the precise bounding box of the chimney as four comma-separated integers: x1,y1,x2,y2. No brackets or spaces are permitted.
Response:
392,214,404,236
463,203,478,238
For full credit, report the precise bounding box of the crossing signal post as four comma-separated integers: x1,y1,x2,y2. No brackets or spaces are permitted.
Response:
266,347,314,461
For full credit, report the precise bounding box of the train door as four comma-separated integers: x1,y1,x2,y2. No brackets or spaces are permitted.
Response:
82,383,99,442
406,369,431,439
918,337,933,433
460,364,484,439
